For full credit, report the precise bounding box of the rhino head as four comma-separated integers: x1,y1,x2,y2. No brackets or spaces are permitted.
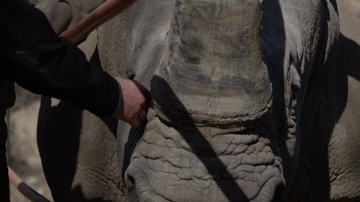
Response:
97,0,338,200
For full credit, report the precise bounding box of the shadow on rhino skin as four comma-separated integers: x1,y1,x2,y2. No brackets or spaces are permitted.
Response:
37,96,83,200
150,75,249,201
341,34,360,81
37,96,119,202
285,33,360,201
37,47,120,202
124,0,287,200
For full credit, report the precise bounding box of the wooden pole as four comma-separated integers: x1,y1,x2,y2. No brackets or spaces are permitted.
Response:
8,166,50,202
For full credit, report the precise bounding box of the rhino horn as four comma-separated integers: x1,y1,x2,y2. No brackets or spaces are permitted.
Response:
152,0,272,127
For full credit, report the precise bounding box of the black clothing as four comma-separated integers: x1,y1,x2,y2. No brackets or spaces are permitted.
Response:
1,0,121,117
0,0,121,201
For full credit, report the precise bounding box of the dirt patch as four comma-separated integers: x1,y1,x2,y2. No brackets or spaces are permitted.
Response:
7,86,53,201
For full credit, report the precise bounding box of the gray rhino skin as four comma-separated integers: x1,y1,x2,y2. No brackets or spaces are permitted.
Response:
37,0,360,201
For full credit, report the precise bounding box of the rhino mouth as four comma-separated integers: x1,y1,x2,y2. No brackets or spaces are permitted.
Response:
125,105,285,201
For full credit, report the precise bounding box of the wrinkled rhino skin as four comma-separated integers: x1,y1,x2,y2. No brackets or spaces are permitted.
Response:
37,0,360,201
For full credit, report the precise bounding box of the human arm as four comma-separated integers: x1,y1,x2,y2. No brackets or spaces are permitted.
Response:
0,0,148,127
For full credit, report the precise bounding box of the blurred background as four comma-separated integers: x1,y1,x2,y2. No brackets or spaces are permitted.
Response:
7,86,52,201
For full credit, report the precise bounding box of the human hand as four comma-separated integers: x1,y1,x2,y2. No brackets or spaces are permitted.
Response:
113,77,150,128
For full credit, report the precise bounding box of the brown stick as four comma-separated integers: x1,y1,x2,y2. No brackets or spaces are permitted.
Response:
8,166,50,202
59,0,137,43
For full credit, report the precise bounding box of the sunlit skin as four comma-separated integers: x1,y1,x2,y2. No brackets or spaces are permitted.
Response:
60,0,136,43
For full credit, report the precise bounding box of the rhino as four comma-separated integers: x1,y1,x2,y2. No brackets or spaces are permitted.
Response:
35,0,360,201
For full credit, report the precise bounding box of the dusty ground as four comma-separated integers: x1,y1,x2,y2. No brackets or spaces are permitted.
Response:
7,86,53,202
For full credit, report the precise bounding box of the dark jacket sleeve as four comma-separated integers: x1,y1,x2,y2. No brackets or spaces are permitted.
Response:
0,0,121,117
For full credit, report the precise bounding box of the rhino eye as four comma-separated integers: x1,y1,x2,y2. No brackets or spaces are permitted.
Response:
128,175,135,185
